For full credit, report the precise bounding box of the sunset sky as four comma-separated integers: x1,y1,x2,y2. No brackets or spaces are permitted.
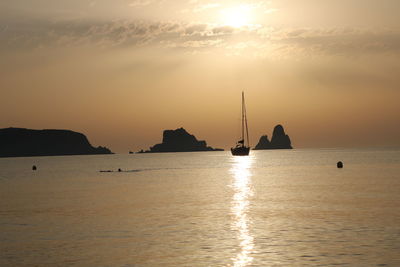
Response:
1,0,399,152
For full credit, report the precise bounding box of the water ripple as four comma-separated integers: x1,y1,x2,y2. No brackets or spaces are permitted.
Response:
230,156,254,267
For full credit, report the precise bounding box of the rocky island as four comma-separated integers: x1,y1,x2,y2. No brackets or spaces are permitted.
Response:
254,124,293,150
0,127,112,157
139,127,223,153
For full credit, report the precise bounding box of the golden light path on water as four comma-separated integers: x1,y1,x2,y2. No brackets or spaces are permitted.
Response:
230,156,254,267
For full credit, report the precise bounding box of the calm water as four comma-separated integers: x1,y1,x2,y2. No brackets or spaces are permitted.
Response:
1,149,400,266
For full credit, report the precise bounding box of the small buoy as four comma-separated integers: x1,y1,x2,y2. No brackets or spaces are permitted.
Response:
337,161,343,168
118,168,122,172
32,165,37,171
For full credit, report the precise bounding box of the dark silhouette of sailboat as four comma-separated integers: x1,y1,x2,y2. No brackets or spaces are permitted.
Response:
231,92,250,156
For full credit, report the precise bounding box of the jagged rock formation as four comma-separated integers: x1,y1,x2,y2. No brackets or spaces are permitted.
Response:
0,127,112,157
254,135,271,150
254,124,292,150
142,127,223,153
270,125,292,149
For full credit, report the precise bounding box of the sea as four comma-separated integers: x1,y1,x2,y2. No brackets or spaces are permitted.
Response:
1,149,400,267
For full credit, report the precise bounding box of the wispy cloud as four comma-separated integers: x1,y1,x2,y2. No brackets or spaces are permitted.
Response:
1,16,400,60
270,28,400,56
193,3,221,13
128,0,154,7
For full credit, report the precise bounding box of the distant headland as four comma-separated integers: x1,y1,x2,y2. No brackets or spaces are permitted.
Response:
254,124,293,150
0,127,112,157
138,127,223,153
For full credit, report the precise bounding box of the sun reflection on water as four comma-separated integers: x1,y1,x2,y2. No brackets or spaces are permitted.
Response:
230,156,254,267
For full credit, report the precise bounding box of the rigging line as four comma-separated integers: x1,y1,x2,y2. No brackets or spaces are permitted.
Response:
241,91,245,142
243,92,250,148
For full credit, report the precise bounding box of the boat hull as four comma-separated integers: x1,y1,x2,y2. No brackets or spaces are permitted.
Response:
231,146,250,156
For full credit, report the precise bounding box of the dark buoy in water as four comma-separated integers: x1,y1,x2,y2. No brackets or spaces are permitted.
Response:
32,165,37,171
337,161,343,168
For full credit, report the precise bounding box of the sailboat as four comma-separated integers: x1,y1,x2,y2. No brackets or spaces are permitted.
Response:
231,92,250,156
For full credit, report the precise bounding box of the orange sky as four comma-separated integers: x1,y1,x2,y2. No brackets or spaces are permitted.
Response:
1,0,399,152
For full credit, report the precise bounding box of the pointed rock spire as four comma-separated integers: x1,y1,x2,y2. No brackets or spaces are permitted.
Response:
254,124,293,150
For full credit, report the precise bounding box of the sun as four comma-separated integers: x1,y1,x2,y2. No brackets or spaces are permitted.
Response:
221,4,253,28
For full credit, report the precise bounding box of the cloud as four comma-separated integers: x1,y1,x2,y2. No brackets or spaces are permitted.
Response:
1,15,400,60
270,28,400,57
0,18,230,49
184,24,208,36
128,0,154,7
212,26,235,35
192,3,221,13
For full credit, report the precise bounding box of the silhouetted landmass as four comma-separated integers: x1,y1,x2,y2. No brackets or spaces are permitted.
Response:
254,135,272,150
254,124,292,150
0,127,112,157
140,127,223,153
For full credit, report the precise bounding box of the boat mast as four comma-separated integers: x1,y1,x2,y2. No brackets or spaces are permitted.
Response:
241,91,245,144
243,92,250,148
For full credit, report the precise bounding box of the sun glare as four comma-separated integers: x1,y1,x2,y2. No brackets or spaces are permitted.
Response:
221,5,253,28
